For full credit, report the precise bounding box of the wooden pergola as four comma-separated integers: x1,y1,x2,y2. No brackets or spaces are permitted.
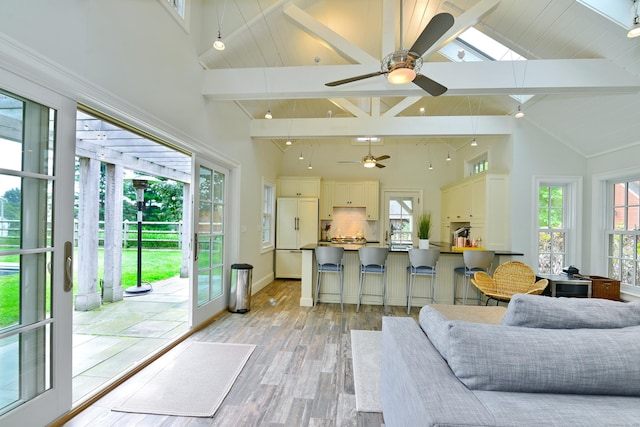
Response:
74,111,192,311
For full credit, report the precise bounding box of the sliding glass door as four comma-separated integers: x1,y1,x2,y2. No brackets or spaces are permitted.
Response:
0,75,75,425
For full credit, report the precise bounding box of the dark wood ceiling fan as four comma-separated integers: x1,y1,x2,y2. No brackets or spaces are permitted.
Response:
325,0,454,96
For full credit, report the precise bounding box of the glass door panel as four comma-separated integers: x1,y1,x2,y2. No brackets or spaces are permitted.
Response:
383,191,422,250
0,84,74,425
191,158,228,327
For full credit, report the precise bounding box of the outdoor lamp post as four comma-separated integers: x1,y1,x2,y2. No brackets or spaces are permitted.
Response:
125,175,154,294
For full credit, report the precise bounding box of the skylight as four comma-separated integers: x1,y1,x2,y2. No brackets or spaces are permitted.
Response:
577,0,636,29
438,27,533,104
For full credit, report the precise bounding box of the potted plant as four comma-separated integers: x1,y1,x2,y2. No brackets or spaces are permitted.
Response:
417,212,432,249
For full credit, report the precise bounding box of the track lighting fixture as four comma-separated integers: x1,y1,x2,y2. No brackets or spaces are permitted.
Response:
265,109,272,120
213,31,225,50
515,105,524,119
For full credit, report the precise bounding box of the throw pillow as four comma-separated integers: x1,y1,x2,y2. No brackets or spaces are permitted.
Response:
501,293,640,329
446,321,640,396
418,305,452,360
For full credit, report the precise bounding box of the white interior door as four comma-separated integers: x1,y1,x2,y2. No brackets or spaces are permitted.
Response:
0,75,75,425
190,157,229,327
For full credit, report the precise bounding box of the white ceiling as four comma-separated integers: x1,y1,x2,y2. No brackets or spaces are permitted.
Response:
196,0,640,158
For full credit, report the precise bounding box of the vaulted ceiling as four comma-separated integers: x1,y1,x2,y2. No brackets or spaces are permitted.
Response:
197,0,640,158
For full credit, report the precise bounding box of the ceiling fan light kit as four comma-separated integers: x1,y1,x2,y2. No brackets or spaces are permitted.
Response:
629,0,640,38
324,4,454,97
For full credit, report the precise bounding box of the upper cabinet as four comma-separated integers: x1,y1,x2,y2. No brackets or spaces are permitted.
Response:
321,180,379,220
320,181,334,219
333,181,366,206
277,176,321,198
441,172,510,250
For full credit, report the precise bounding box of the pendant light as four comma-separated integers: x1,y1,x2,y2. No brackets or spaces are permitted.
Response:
515,105,524,119
213,0,227,50
265,109,272,119
471,137,478,147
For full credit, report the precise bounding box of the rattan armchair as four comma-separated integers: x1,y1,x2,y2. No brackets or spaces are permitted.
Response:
471,261,548,304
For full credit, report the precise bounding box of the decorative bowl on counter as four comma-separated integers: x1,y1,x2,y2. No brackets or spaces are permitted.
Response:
330,236,367,244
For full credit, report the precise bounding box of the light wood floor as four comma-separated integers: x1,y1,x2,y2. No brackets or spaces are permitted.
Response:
64,279,419,426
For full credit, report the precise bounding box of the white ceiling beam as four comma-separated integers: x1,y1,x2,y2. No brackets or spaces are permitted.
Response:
249,115,511,139
198,0,290,69
383,97,421,117
328,98,369,118
202,59,640,100
422,0,501,59
284,4,379,65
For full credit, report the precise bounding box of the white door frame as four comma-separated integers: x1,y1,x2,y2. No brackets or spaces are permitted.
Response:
382,189,424,247
0,69,76,427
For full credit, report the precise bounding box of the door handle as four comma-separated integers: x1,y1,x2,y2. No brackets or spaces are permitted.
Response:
64,241,73,292
194,234,198,261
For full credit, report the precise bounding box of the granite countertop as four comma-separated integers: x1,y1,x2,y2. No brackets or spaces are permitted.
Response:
301,241,523,256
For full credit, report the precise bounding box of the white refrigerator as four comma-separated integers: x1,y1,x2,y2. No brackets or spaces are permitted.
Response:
276,197,319,278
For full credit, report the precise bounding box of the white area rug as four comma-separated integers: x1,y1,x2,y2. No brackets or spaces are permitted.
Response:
112,341,255,417
351,330,382,413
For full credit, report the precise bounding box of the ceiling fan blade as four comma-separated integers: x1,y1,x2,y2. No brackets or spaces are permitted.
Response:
375,155,390,161
413,74,448,96
325,71,385,87
375,163,386,168
337,160,361,164
409,12,455,57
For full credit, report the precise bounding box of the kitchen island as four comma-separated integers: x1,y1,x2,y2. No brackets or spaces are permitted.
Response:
299,242,524,308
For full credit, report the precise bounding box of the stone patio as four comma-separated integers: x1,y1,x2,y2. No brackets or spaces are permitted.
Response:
72,276,188,403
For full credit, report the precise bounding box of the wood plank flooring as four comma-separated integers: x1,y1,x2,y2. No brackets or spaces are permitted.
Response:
64,279,419,426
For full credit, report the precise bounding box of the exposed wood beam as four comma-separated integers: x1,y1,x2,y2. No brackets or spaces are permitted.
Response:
284,4,379,65
328,98,369,118
76,140,191,183
202,59,640,100
249,115,511,139
422,0,501,59
383,97,421,117
197,0,290,69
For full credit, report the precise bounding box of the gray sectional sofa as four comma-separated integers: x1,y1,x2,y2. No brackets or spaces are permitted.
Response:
381,294,640,426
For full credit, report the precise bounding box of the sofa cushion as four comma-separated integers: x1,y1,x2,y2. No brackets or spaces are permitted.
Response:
446,321,640,396
418,305,451,359
501,294,640,329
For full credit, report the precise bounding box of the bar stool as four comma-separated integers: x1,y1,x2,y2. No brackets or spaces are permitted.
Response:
453,250,495,305
406,248,440,314
357,247,389,312
314,246,345,312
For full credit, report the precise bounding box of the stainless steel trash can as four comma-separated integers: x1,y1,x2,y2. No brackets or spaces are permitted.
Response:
229,263,253,313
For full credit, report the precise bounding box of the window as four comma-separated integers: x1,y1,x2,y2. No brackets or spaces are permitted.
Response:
607,178,640,289
262,179,275,250
534,177,581,274
158,0,190,32
467,152,488,176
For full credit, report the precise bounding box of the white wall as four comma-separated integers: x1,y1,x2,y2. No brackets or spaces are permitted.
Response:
0,0,282,295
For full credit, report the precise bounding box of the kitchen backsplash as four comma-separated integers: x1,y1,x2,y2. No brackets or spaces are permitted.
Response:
321,207,378,241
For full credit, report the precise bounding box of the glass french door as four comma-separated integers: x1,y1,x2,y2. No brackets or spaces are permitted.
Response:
383,190,423,249
0,77,75,425
190,157,229,327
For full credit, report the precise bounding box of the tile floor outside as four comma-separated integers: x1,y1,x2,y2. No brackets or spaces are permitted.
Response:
72,276,189,403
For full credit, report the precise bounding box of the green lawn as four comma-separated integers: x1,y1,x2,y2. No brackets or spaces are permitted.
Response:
0,249,182,329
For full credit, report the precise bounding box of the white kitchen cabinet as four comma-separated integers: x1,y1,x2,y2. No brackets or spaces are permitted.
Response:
441,172,510,250
277,176,321,198
365,181,379,220
320,181,334,219
275,197,319,278
333,181,366,206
